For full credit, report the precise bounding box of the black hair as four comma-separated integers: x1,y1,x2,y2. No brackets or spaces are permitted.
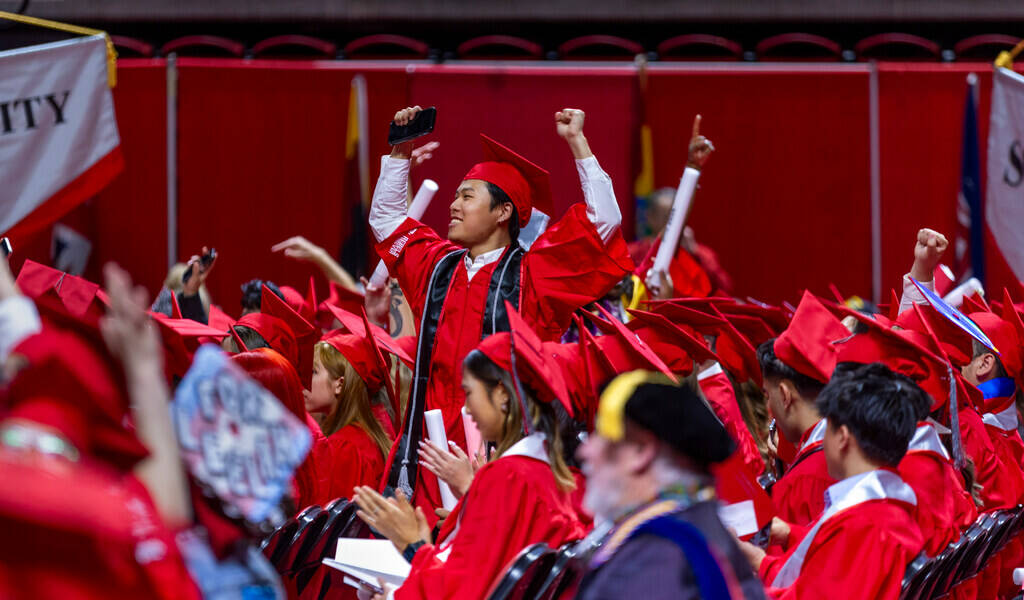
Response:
232,325,271,352
756,338,827,399
815,362,928,467
485,182,520,243
240,279,284,312
971,339,1009,379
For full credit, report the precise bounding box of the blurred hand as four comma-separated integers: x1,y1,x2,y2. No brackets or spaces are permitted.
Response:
101,263,162,375
182,246,216,296
361,276,391,329
353,486,430,551
272,236,326,263
411,141,440,169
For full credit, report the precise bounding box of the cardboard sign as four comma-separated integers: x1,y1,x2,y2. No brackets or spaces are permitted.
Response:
173,345,311,524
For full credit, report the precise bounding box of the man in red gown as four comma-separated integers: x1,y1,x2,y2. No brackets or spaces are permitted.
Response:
755,292,848,527
740,363,926,600
369,106,633,515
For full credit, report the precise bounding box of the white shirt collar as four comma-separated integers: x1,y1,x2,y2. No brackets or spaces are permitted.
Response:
501,432,549,463
697,362,723,382
463,245,507,281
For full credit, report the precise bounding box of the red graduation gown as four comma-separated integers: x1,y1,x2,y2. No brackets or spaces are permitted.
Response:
760,497,923,600
698,366,764,479
316,424,385,506
396,453,586,600
771,421,834,527
0,449,200,600
376,204,632,516
897,427,977,556
959,405,1015,510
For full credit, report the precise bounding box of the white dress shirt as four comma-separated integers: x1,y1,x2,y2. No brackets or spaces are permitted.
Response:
368,155,622,281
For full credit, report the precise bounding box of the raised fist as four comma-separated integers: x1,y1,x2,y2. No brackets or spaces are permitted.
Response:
555,108,586,140
910,228,948,281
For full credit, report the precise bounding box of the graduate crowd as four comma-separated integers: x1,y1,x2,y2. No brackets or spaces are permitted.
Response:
2,104,1024,600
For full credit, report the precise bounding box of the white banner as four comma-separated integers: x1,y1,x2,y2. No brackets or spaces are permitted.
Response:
0,34,120,234
986,66,1024,279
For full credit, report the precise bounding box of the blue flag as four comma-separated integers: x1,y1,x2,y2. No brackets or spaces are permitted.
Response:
956,76,984,285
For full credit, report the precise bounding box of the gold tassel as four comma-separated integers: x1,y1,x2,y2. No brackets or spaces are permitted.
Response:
995,39,1024,70
0,10,118,87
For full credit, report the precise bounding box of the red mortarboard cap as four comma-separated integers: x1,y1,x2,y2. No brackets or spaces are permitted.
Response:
208,304,237,332
169,289,183,319
720,313,776,348
305,277,319,324
317,282,365,331
235,312,298,369
319,330,387,394
831,306,952,411
961,292,990,315
667,297,790,335
476,302,572,415
773,291,850,384
648,300,761,385
543,340,594,423
15,260,104,321
152,314,228,380
279,285,309,320
325,304,413,368
6,329,149,470
969,311,1023,381
261,284,317,385
627,308,718,375
582,305,677,382
463,134,552,226
896,303,974,366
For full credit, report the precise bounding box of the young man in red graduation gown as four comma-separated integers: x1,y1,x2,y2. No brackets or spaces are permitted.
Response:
369,106,633,514
740,363,927,600
755,292,848,527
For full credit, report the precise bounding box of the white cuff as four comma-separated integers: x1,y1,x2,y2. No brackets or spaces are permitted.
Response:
369,156,411,242
575,156,620,243
0,296,41,361
898,274,933,316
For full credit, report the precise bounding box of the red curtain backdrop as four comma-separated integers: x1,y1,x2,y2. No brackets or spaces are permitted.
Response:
645,65,873,304
12,59,1020,313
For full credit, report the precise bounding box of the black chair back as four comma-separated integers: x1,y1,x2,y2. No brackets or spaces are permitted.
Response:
279,505,327,573
899,551,932,600
486,543,556,600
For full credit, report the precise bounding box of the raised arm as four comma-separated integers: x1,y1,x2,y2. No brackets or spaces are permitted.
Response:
369,106,421,242
898,228,948,315
555,108,621,243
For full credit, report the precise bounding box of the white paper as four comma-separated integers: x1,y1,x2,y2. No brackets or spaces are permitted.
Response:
462,406,482,457
718,500,758,537
941,277,983,309
425,408,459,510
324,538,411,588
648,167,700,289
369,179,438,287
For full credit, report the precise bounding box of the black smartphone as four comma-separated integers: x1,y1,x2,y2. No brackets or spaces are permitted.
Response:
182,248,216,284
388,107,436,145
0,238,11,258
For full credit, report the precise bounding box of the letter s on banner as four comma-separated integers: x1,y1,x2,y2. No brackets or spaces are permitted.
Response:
986,67,1024,279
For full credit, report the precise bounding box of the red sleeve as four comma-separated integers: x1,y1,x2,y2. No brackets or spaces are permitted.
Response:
767,512,922,600
960,408,1015,510
395,459,581,600
521,204,634,338
375,218,462,319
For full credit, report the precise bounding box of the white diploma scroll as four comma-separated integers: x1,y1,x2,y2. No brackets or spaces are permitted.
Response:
369,179,439,288
941,277,984,309
647,167,701,290
424,408,459,511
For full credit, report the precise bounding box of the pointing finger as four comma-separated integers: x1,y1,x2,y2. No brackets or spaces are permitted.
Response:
691,114,702,140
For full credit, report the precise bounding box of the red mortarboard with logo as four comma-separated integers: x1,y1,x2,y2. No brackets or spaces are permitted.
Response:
462,134,553,226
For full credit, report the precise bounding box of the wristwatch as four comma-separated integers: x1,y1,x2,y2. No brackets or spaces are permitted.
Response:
403,540,426,563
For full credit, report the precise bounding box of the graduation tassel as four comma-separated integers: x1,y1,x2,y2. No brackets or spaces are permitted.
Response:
508,332,532,436
947,364,966,471
397,460,413,499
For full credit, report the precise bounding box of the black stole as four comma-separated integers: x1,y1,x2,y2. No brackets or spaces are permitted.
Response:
385,244,524,498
